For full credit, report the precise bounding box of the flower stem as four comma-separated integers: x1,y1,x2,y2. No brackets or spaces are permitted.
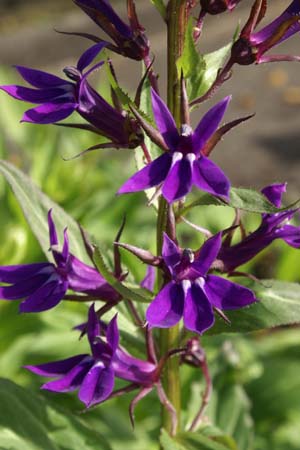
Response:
157,0,188,436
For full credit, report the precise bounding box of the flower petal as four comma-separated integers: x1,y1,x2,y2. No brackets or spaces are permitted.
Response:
78,363,114,407
162,154,193,203
0,263,50,283
0,272,54,300
275,224,300,248
146,281,185,328
0,85,71,103
151,88,179,150
22,102,76,124
192,233,222,277
205,274,257,309
261,183,287,208
14,65,67,88
140,266,155,291
192,96,231,153
77,42,106,72
42,358,94,393
19,279,68,313
183,280,214,334
118,153,172,194
162,233,181,275
106,314,119,353
192,156,230,200
25,355,89,376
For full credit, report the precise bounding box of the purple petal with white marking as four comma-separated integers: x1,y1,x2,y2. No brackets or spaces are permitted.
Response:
151,88,179,150
118,153,172,194
192,156,230,200
78,363,114,406
205,275,257,309
183,281,214,334
146,281,185,328
261,183,287,208
192,96,231,153
162,155,193,203
22,102,77,124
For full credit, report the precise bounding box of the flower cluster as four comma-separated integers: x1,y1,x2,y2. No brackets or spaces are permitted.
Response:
1,0,300,435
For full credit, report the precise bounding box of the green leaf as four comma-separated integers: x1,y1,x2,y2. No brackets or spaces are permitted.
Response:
0,378,112,450
160,428,236,450
160,429,186,450
177,21,232,102
150,0,166,20
180,187,297,215
93,246,151,303
177,431,233,450
0,160,89,264
210,280,300,334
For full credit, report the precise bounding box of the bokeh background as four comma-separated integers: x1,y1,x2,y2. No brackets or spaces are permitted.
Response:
0,1,300,449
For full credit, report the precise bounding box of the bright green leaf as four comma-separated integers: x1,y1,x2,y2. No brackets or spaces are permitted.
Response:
93,246,151,303
177,21,232,102
0,378,112,450
180,187,298,215
177,431,233,450
210,280,300,334
160,429,186,450
0,160,89,264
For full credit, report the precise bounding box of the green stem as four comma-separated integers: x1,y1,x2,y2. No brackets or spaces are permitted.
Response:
157,0,188,436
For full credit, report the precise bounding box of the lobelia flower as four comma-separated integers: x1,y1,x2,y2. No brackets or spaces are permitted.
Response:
0,210,119,313
0,43,143,149
217,183,300,273
146,232,257,334
25,304,156,407
231,0,300,65
73,0,150,60
118,89,232,203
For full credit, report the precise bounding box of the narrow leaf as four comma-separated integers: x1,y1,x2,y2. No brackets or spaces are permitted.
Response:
151,0,167,20
0,378,112,450
93,246,151,303
0,160,89,263
210,280,300,334
180,187,299,215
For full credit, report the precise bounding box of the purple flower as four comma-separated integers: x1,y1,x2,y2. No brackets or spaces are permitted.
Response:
25,305,156,407
0,43,143,148
0,210,119,313
73,0,149,60
118,89,231,203
146,233,257,334
231,0,300,64
200,0,242,15
218,183,300,272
